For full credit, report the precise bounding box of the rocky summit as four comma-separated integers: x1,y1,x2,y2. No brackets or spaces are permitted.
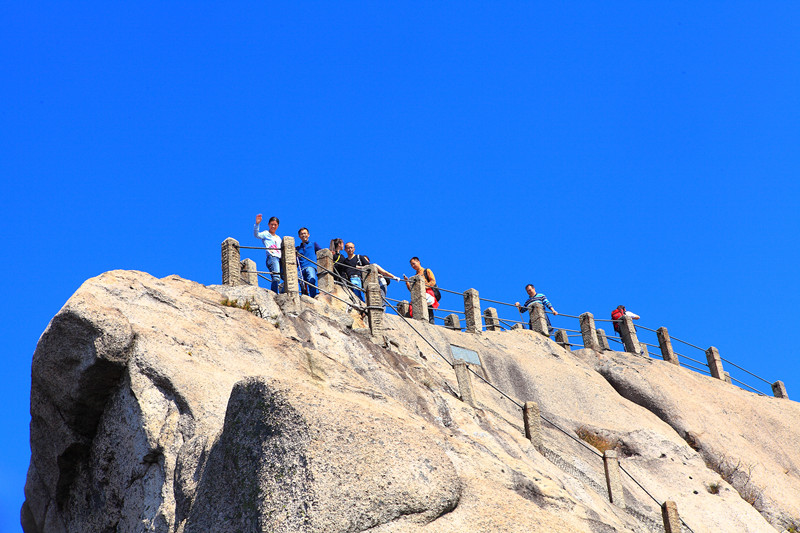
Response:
22,270,800,532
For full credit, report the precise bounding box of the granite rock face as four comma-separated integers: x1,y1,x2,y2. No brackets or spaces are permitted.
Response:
23,270,800,532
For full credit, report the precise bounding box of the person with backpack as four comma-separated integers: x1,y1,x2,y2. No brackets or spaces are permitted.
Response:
611,305,640,334
253,214,283,294
403,256,439,324
339,242,370,301
515,284,558,334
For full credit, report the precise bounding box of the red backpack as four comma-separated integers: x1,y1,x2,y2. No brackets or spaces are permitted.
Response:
611,308,624,333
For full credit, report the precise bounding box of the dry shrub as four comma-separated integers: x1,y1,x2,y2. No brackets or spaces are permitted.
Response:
704,452,764,508
576,426,618,454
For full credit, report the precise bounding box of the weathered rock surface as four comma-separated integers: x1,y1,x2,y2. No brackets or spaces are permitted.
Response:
22,270,800,532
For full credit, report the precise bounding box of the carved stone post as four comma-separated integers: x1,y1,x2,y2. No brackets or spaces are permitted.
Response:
579,312,601,351
453,361,476,407
483,307,499,331
464,289,482,333
657,327,679,365
221,237,241,286
529,303,549,336
316,249,334,294
280,236,299,296
364,267,383,334
410,274,428,322
772,381,789,399
555,329,570,351
596,328,610,351
705,346,725,380
619,315,640,354
603,450,625,508
444,314,462,331
397,300,411,317
661,501,681,533
240,258,257,286
523,401,543,452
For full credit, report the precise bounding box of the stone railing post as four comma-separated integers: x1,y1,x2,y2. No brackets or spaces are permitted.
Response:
483,307,499,331
529,303,549,336
705,346,725,380
661,501,681,533
280,236,299,296
316,249,334,294
639,343,649,358
523,401,543,452
464,289,482,333
221,238,241,286
444,314,462,331
453,360,476,407
657,327,679,365
619,315,640,354
240,258,257,286
603,450,625,508
410,274,429,322
772,381,789,399
555,329,570,351
364,267,384,334
579,312,601,351
596,328,610,351
397,300,411,317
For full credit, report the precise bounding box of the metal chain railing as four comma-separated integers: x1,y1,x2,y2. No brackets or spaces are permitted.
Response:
237,243,780,398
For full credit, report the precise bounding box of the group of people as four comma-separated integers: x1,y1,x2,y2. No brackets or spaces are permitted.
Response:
254,214,441,321
254,214,637,331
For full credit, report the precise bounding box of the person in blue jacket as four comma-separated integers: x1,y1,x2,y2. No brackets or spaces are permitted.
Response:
515,284,558,334
295,227,322,297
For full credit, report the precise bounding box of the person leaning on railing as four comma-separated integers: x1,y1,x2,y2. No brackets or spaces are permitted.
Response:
515,284,558,335
403,256,440,324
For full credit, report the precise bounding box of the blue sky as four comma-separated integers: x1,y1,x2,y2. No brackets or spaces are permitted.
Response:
2,2,799,530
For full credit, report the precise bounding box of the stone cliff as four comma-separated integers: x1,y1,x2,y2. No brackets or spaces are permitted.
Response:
22,270,800,532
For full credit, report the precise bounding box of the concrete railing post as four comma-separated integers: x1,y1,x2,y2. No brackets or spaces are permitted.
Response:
410,274,428,322
444,314,462,331
240,258,257,286
579,312,601,351
364,267,384,334
453,360,476,407
484,307,499,331
316,249,334,294
464,289,482,333
596,328,610,351
280,236,299,296
555,329,571,351
619,315,640,355
529,303,549,336
603,450,625,509
523,401,543,452
772,381,789,399
661,501,681,533
221,237,241,286
657,327,679,365
705,346,725,380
